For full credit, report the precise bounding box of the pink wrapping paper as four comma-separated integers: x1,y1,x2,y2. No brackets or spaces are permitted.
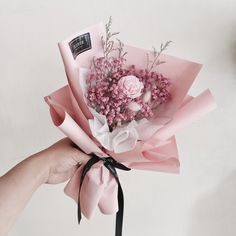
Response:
45,22,216,219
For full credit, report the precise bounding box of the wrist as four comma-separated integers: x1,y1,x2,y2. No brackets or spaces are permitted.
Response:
28,151,50,185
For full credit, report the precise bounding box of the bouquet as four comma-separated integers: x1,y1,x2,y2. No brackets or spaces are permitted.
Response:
45,17,216,236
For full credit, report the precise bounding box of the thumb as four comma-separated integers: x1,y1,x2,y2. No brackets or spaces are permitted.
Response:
71,147,90,165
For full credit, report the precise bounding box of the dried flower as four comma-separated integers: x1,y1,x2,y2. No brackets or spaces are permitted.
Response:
146,41,172,72
118,75,144,99
128,101,142,112
86,17,172,130
143,90,152,103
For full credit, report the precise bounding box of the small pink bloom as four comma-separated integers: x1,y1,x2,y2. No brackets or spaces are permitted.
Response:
118,75,144,99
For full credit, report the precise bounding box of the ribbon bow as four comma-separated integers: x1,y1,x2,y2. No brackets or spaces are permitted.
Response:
78,154,131,236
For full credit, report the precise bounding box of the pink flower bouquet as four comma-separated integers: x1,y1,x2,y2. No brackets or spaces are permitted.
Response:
45,18,216,236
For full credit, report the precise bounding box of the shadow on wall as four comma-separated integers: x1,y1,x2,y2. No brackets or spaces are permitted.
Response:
188,171,236,236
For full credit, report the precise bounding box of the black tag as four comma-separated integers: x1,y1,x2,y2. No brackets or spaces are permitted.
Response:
69,32,92,59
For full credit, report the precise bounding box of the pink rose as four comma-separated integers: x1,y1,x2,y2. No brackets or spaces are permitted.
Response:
118,75,144,99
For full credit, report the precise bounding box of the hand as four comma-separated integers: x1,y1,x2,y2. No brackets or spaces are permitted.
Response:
36,138,89,184
0,138,90,235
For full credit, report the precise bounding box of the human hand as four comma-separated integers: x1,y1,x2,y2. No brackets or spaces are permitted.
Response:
0,138,89,235
35,138,89,184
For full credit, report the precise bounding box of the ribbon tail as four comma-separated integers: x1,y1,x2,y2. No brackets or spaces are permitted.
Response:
106,157,131,171
77,155,100,224
114,162,131,171
104,162,127,236
77,154,131,236
78,201,82,224
115,182,124,236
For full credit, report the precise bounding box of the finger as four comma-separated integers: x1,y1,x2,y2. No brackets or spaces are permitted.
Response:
71,142,79,149
71,148,90,164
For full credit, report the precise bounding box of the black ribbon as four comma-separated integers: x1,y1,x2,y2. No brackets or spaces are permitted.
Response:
77,153,131,236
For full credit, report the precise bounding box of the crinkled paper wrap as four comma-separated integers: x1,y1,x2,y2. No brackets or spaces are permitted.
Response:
45,22,216,219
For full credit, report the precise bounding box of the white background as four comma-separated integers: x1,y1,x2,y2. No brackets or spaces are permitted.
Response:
0,0,236,235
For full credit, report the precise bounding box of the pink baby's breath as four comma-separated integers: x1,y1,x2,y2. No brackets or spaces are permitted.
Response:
86,57,171,129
